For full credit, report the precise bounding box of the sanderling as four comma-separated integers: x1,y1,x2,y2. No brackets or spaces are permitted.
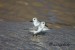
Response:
29,22,50,36
31,17,40,27
31,17,49,31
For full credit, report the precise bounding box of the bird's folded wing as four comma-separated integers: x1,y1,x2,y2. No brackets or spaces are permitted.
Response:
42,26,50,31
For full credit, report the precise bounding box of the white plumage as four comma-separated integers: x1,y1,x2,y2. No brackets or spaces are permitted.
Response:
30,21,50,35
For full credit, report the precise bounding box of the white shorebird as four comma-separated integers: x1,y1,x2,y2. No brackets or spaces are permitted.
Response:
32,17,40,27
31,17,40,27
30,22,50,35
31,17,49,31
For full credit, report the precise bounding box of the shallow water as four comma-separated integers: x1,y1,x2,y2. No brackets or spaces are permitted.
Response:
0,22,75,50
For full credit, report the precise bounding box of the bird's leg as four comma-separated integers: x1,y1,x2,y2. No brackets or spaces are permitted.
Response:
35,34,37,36
33,34,34,36
33,34,37,37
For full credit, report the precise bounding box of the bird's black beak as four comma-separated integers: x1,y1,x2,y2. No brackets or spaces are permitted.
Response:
45,24,48,27
30,20,33,22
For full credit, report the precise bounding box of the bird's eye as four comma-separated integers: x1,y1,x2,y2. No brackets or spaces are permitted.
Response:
34,19,35,20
